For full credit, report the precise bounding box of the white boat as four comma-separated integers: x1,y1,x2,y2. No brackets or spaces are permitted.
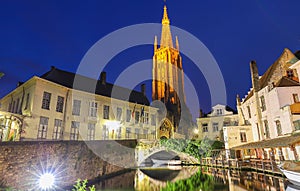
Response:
151,159,182,166
278,161,300,187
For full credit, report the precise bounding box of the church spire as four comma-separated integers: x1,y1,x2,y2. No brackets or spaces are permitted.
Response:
160,5,173,48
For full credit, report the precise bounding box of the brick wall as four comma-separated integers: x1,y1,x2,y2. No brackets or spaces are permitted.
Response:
0,140,137,190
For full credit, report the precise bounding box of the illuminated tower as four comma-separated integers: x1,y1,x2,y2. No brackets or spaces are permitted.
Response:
152,5,189,136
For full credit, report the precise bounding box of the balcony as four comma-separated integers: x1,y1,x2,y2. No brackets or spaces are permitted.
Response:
290,102,300,114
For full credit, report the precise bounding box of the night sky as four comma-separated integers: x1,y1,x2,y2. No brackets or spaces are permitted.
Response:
1,0,300,119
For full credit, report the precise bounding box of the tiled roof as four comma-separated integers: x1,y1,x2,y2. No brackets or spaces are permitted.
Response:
243,48,297,102
40,67,150,106
232,133,300,149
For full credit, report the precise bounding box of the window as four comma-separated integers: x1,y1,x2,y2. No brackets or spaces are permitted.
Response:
151,114,156,126
151,131,156,139
260,96,266,111
293,120,300,131
126,109,131,122
275,120,282,136
293,94,299,103
202,123,208,132
135,111,140,123
56,96,64,113
89,101,98,117
144,112,149,124
15,98,20,113
264,120,270,139
116,107,122,121
38,117,48,139
72,99,81,116
103,105,109,119
25,93,30,110
126,127,131,139
143,129,148,139
216,109,223,115
12,101,15,113
42,92,51,110
240,132,247,142
213,123,219,132
116,127,121,139
103,125,109,140
287,70,294,78
8,103,12,112
53,119,63,140
247,106,251,118
70,121,79,140
135,128,140,139
88,123,95,140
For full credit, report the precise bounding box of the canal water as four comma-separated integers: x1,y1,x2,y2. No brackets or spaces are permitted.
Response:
91,166,300,191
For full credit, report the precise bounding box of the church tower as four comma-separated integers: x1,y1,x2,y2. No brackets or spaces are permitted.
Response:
153,5,190,137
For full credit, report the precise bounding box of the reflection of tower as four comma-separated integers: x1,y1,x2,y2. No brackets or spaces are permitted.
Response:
152,5,192,136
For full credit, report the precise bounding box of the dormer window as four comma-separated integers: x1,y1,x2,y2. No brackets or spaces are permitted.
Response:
287,70,294,78
216,109,223,115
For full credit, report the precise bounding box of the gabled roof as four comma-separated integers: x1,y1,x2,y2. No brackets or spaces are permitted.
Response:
243,48,297,103
275,76,300,87
40,67,150,106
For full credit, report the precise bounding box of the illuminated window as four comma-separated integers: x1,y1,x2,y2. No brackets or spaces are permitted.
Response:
287,70,294,78
72,99,81,116
87,123,95,140
70,121,79,140
89,101,98,117
56,96,64,113
38,117,48,139
53,119,63,140
42,92,51,110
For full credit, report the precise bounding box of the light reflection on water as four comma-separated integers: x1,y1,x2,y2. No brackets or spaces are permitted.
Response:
92,166,300,191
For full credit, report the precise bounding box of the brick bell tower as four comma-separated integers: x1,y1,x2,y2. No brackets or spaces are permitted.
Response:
152,5,192,137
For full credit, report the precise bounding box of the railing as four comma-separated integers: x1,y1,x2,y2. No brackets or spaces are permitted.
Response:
200,157,282,175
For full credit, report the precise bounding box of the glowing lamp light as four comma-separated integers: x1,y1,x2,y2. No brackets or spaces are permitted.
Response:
194,128,199,134
39,173,55,190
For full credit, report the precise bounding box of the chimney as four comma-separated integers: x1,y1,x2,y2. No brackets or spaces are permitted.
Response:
199,109,204,118
141,84,146,96
250,60,260,92
51,66,56,70
100,72,106,85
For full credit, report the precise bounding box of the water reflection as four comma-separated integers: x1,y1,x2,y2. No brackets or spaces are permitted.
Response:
91,166,299,191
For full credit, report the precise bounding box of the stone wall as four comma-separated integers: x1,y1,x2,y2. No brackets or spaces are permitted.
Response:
0,140,137,190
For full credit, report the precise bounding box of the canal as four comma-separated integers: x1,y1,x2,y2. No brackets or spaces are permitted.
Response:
88,166,299,191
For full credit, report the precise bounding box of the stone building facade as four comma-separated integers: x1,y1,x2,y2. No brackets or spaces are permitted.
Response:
236,48,300,160
0,67,159,141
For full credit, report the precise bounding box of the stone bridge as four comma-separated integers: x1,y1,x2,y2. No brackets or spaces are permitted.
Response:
135,140,199,166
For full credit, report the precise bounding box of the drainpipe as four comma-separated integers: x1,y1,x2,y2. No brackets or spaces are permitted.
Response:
250,61,264,141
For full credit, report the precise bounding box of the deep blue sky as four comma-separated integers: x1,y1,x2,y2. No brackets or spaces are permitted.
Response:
1,0,300,119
